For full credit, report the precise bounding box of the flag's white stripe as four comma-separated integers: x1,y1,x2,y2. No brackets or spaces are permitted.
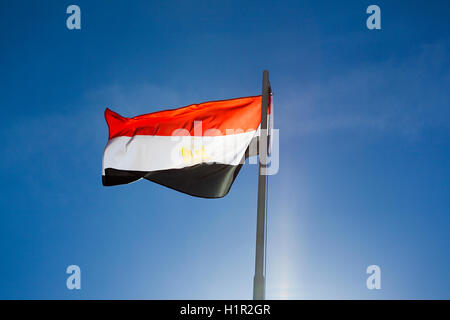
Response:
102,130,258,174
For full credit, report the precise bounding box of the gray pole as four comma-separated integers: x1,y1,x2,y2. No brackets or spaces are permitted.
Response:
253,70,270,300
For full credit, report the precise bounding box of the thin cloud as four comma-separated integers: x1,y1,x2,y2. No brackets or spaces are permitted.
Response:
277,41,450,138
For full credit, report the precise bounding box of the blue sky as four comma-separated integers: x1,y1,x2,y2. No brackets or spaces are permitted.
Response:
0,0,449,299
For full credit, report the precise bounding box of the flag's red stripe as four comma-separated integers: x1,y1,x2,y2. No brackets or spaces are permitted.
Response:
105,96,262,139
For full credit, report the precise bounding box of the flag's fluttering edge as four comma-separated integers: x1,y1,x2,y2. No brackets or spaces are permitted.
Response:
102,95,270,198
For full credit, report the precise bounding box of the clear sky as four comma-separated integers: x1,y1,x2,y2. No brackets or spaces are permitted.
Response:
0,0,449,299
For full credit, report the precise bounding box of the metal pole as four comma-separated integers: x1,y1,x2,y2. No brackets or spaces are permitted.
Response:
253,70,270,300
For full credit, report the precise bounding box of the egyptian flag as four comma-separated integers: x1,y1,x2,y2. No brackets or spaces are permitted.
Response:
102,95,270,198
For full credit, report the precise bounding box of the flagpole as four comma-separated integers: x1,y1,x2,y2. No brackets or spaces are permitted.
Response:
253,70,270,300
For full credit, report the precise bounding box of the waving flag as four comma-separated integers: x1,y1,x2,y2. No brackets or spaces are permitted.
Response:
102,95,269,198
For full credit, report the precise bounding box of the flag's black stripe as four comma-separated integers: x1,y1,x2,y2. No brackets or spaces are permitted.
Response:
102,162,243,199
